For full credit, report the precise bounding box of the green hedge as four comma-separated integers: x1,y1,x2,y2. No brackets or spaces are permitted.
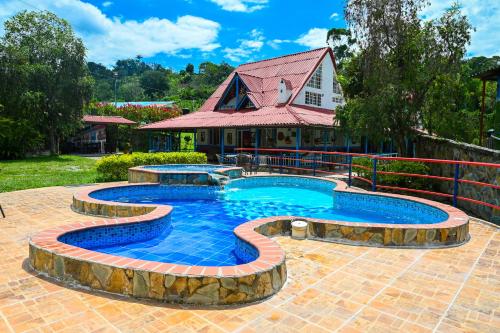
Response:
353,157,430,190
96,152,207,181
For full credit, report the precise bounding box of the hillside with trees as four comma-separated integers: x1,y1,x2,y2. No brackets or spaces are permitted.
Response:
87,57,234,111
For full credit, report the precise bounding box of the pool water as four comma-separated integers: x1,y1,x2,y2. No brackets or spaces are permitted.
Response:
69,177,447,266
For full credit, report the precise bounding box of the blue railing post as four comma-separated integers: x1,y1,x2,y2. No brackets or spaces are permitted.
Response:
312,154,316,176
348,155,353,187
453,163,460,207
280,153,284,174
372,158,377,192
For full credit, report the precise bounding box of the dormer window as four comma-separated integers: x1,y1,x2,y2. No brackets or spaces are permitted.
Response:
306,64,322,89
217,74,250,110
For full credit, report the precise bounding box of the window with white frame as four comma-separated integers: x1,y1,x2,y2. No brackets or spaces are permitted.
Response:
306,64,322,89
305,91,322,106
332,96,343,104
333,75,341,94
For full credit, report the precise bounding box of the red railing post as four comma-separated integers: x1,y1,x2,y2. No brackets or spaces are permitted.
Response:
453,163,460,207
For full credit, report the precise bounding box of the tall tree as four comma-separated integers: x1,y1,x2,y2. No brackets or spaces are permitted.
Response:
0,10,92,154
326,28,356,68
140,70,169,99
337,1,471,155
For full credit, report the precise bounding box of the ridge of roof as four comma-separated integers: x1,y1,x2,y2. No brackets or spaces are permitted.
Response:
236,47,329,69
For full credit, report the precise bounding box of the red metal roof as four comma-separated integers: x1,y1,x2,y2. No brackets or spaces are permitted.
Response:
83,115,136,125
140,47,336,130
140,105,334,129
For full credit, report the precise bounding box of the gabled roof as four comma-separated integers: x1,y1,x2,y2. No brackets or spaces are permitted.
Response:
140,47,336,130
83,115,136,125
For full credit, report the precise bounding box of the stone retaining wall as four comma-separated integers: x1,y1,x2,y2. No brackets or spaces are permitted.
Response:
415,134,499,223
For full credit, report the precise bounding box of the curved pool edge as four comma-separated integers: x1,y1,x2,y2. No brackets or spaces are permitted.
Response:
29,175,470,305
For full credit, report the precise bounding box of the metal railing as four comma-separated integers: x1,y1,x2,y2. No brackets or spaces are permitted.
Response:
234,147,500,211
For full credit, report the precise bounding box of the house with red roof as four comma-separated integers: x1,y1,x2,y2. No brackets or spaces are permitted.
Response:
140,47,366,159
70,115,136,154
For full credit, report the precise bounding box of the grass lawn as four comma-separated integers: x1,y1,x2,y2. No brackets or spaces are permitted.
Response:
0,155,99,193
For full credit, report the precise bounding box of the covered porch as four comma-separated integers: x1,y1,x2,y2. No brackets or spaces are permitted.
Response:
145,126,397,163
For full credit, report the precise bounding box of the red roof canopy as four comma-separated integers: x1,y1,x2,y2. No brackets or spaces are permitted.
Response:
83,115,136,125
141,47,336,130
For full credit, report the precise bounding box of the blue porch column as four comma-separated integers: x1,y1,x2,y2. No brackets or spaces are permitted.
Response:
193,129,197,152
147,132,152,152
364,136,368,154
497,76,500,101
295,127,301,167
323,129,328,151
346,134,351,164
220,128,225,159
255,128,260,160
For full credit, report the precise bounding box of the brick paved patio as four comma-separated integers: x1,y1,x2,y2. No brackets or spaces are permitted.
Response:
0,185,498,332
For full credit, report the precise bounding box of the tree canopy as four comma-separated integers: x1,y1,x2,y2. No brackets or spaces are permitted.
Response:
0,10,91,156
336,0,476,154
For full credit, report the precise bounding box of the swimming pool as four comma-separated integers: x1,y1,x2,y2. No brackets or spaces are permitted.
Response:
60,177,448,267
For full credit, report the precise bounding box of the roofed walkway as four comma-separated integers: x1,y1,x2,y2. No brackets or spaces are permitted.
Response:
0,185,498,332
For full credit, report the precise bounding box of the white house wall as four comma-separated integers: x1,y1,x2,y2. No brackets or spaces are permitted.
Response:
293,54,344,110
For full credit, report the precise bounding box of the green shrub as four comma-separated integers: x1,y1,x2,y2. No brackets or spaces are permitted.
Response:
352,157,430,190
96,152,207,181
0,117,44,159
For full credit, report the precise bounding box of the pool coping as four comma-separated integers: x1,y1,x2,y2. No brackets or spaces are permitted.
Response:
29,175,469,305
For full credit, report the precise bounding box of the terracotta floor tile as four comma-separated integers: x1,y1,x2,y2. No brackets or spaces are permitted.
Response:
0,185,497,332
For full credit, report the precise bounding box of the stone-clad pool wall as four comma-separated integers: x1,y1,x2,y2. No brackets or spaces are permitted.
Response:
30,176,470,305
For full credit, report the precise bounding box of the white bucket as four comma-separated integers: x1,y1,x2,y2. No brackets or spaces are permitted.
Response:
291,220,308,240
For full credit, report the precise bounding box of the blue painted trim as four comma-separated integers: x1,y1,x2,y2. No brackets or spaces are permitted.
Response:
217,75,237,110
235,75,240,107
236,95,249,110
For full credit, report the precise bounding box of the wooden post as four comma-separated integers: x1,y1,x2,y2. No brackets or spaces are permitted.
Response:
480,79,486,146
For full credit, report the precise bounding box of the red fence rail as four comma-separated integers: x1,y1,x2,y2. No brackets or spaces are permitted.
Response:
233,147,500,211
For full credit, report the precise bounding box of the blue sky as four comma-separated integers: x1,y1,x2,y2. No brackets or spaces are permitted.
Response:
0,0,499,71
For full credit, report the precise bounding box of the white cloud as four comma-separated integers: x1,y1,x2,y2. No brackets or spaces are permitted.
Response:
422,0,500,57
209,0,268,13
296,28,328,49
0,0,221,66
102,1,113,8
330,12,340,20
267,38,291,49
223,29,264,62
